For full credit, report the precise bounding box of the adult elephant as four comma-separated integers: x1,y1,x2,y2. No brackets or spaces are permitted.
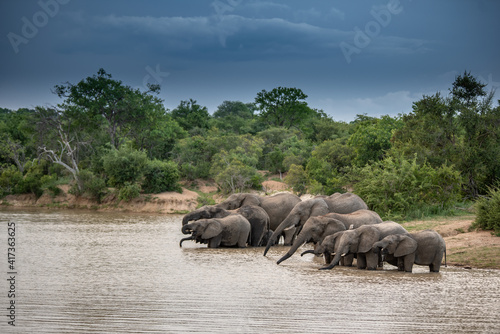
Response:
273,209,382,264
320,221,408,270
372,230,446,272
182,205,270,247
320,192,368,213
214,192,301,239
180,215,251,248
263,193,368,253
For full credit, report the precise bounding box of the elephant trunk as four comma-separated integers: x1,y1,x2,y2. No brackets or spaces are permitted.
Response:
320,249,344,270
264,216,299,256
300,249,316,257
182,211,202,226
276,234,308,264
182,224,192,235
179,236,194,247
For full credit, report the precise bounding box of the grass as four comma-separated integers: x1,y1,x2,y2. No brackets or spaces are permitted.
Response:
447,246,500,269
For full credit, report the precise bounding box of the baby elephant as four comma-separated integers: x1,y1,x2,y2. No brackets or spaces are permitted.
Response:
180,215,251,248
373,230,446,273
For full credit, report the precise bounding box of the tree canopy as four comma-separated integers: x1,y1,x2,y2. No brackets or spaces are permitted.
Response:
1,69,499,222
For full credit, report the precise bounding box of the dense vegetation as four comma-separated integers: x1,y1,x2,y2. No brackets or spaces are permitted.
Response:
1,69,499,227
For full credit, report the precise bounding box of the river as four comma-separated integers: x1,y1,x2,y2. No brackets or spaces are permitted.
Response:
0,209,499,333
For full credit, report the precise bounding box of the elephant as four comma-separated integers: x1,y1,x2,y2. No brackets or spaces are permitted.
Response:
320,221,409,270
319,192,368,213
263,193,369,254
214,192,301,242
372,230,446,272
182,205,270,247
273,209,383,264
180,215,251,248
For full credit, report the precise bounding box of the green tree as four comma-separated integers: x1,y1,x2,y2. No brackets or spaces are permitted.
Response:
349,115,402,166
211,101,257,134
284,164,308,195
255,87,314,129
54,68,164,149
392,72,500,197
391,93,458,167
171,99,210,133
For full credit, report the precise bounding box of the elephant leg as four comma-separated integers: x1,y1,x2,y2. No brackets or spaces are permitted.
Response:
251,228,265,247
397,257,405,271
208,235,223,248
357,253,367,269
237,232,249,248
403,254,415,272
343,254,355,267
430,259,442,272
324,252,332,265
365,252,379,270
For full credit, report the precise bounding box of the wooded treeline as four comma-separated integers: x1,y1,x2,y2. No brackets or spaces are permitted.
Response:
1,69,499,220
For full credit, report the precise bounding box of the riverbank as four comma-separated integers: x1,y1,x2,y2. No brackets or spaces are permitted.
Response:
1,181,499,269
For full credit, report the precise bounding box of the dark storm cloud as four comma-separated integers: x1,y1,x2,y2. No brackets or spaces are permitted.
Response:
1,0,499,121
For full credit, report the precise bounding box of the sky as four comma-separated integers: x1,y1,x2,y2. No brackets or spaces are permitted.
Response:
1,0,499,122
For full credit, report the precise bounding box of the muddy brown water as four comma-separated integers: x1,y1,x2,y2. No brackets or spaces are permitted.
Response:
1,209,499,333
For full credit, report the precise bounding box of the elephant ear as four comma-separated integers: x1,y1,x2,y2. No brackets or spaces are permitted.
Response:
201,221,223,239
394,236,418,257
357,228,380,253
310,199,329,216
241,194,260,207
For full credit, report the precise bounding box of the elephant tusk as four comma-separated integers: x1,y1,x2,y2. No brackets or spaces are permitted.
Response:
341,253,346,257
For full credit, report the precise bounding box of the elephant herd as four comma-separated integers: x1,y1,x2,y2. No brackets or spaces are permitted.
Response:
180,192,447,273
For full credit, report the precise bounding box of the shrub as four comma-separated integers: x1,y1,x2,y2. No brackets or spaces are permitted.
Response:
40,174,61,197
284,164,308,195
118,182,141,201
142,159,182,193
473,184,500,236
17,161,45,198
70,170,107,203
347,154,462,219
0,165,23,197
212,159,260,194
102,146,148,188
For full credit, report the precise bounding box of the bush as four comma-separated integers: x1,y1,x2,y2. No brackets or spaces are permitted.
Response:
212,159,260,193
347,154,462,219
118,182,141,201
17,161,45,198
0,165,23,197
142,159,182,193
40,174,61,197
473,184,500,236
284,164,308,195
70,170,107,203
102,146,148,188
